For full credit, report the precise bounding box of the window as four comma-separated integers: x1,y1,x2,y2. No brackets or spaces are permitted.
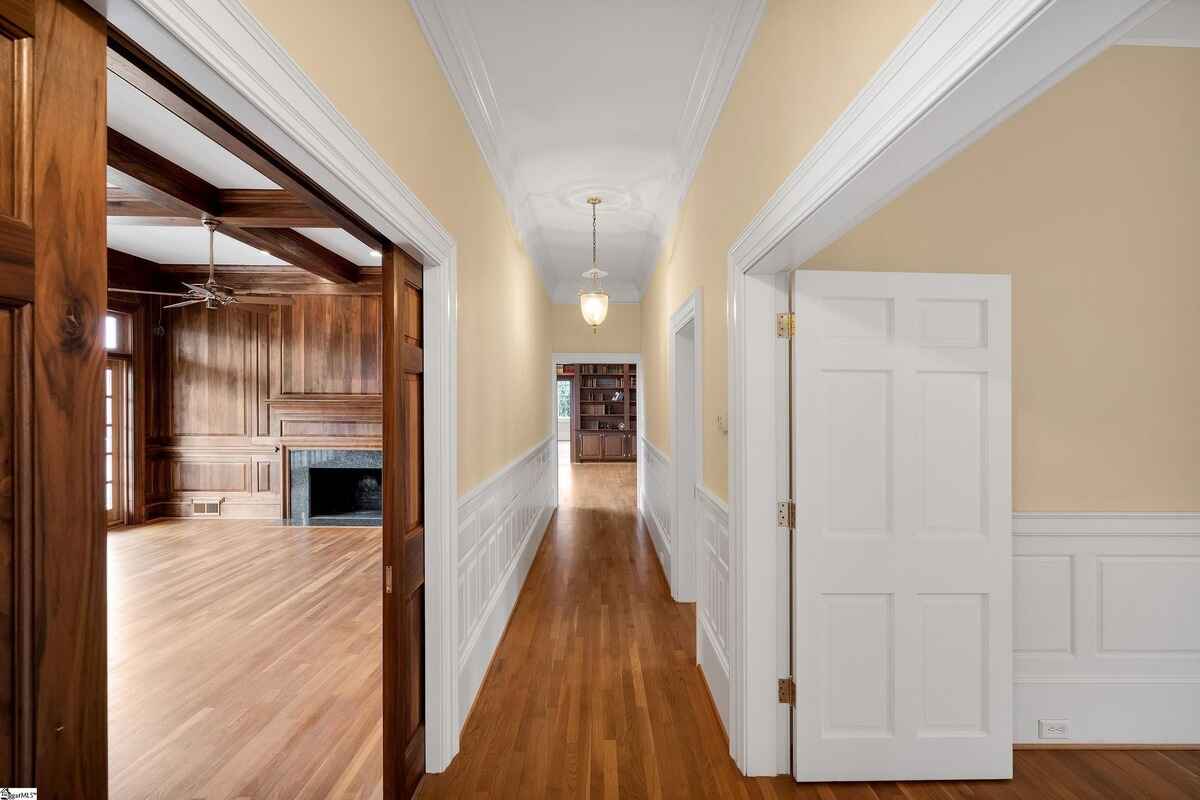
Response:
557,380,571,419
105,311,131,354
104,359,126,524
104,310,132,525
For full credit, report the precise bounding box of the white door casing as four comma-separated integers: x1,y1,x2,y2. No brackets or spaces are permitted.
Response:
669,290,702,603
791,271,1012,781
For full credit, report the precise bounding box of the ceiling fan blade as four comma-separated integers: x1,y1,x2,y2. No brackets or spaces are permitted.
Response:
107,288,191,297
234,295,294,306
161,298,206,310
180,282,212,295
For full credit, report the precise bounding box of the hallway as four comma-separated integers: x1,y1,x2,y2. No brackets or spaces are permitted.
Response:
420,459,1200,799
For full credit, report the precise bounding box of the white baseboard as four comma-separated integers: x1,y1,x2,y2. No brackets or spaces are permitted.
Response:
699,616,731,733
640,435,672,578
455,437,555,729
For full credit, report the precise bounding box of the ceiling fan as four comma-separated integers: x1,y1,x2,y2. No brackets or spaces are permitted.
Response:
108,217,293,312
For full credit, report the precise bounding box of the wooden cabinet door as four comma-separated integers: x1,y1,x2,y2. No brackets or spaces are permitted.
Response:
578,432,603,460
383,246,425,799
601,433,625,460
0,0,107,791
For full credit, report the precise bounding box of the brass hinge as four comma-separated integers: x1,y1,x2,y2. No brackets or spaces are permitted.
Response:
778,677,795,705
777,500,795,528
384,565,393,595
776,312,795,338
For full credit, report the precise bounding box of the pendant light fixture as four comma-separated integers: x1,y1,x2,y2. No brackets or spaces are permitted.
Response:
579,196,609,333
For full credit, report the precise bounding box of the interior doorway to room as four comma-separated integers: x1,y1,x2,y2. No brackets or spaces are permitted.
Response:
551,354,641,504
99,28,426,800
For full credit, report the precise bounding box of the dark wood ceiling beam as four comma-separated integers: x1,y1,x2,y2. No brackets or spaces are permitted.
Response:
107,247,178,293
107,42,384,251
106,128,358,284
217,189,336,228
106,128,219,218
106,187,338,228
219,226,358,285
160,264,382,296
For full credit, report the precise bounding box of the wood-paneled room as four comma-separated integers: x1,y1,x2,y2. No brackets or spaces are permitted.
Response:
93,30,425,799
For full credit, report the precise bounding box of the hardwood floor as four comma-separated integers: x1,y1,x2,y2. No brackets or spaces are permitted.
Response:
107,469,1198,799
107,519,383,799
419,457,1200,799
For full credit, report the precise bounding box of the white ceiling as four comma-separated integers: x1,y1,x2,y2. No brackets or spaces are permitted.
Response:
108,71,278,190
106,71,382,268
108,225,289,265
413,0,762,302
1122,0,1200,47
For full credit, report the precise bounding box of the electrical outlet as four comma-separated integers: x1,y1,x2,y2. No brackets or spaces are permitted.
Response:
1038,719,1071,740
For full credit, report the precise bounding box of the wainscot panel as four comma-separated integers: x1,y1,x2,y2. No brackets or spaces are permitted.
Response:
1013,512,1200,744
455,436,556,728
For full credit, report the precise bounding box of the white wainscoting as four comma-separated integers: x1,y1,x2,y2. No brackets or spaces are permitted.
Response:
456,436,556,728
1013,512,1200,744
640,436,672,578
697,486,733,734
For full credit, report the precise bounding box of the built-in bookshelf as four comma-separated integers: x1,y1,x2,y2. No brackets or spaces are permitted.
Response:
569,363,637,462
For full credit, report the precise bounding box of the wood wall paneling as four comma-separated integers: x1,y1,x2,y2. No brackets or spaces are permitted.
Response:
145,291,384,518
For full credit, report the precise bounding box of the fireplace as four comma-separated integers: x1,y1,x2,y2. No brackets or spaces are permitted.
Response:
288,448,383,525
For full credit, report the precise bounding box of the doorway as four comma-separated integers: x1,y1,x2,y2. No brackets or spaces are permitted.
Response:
667,292,702,603
550,352,641,506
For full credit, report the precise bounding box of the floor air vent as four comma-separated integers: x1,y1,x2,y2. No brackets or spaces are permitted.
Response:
191,498,223,517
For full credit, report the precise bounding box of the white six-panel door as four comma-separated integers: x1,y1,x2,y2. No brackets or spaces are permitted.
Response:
792,271,1012,781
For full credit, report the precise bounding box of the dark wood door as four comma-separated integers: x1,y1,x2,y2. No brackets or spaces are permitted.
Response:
0,0,108,791
382,245,425,799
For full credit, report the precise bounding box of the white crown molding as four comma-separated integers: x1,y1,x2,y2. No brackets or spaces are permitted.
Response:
640,0,765,271
411,0,763,292
408,0,553,288
728,0,1170,277
108,0,463,772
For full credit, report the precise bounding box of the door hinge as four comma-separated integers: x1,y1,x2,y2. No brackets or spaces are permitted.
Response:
776,312,795,338
384,565,393,595
778,677,795,705
777,500,795,528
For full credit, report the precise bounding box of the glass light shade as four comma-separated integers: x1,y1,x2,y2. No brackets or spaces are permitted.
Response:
579,290,609,329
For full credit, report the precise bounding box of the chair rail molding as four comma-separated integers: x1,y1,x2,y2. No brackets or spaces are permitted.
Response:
725,0,1168,775
99,0,462,770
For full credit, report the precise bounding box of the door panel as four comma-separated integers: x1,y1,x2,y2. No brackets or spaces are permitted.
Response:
383,246,425,799
792,271,1011,781
600,432,625,460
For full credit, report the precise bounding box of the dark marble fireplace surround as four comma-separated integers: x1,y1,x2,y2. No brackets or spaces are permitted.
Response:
289,448,383,525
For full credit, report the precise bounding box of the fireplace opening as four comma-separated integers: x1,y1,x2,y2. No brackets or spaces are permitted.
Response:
309,467,383,521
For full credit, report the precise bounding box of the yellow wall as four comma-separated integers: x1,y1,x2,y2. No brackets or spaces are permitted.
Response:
551,303,641,354
810,46,1200,510
242,0,552,494
641,0,933,499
